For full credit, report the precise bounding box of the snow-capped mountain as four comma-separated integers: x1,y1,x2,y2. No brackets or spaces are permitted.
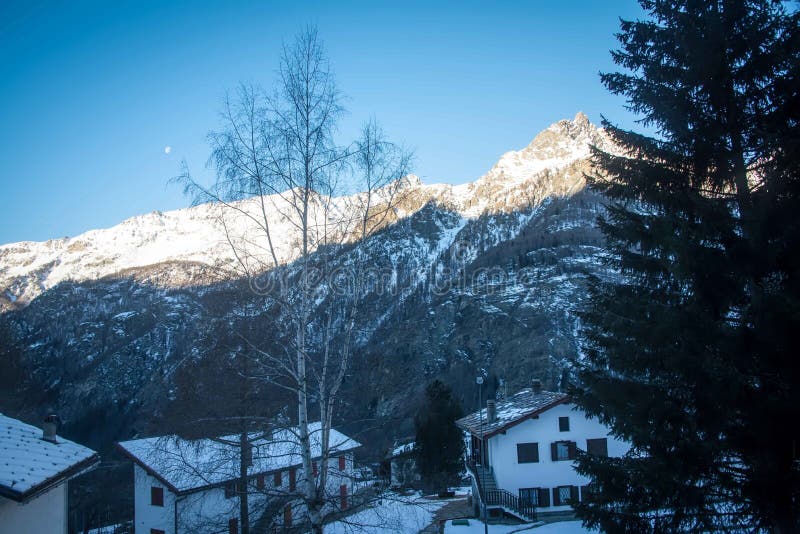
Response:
0,112,610,310
0,113,616,454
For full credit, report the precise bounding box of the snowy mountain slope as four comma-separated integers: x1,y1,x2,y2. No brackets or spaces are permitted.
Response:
0,113,617,456
0,112,610,311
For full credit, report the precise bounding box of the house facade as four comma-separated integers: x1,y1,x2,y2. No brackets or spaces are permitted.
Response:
387,440,419,488
0,413,99,534
117,422,360,534
456,381,629,520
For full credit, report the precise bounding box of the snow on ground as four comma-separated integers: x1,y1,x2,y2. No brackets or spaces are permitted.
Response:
325,492,447,534
444,520,594,533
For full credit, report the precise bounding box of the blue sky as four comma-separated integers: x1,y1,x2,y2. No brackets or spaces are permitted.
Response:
0,1,644,244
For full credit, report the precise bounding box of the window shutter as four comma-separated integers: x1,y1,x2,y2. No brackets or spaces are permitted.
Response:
273,471,282,487
538,487,550,507
570,485,579,503
580,485,591,502
559,416,570,432
552,487,561,506
339,455,346,470
550,442,558,461
516,443,539,463
150,486,164,506
228,518,238,534
587,438,608,457
284,504,292,527
340,484,348,510
313,461,318,477
289,468,296,491
568,441,577,460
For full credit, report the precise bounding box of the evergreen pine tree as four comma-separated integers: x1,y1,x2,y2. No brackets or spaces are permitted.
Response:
414,380,465,493
573,1,800,532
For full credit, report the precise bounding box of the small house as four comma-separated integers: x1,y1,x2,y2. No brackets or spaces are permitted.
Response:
117,421,359,534
456,380,629,521
0,413,99,534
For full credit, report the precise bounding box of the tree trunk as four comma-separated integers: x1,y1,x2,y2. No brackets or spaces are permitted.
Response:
239,431,249,534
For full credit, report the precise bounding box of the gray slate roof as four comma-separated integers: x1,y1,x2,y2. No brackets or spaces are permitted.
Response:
0,413,99,501
456,389,569,437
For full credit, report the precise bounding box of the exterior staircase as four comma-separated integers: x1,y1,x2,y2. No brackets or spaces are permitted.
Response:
469,463,536,523
474,464,498,494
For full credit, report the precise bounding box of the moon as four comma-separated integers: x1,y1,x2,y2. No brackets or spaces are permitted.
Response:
164,145,172,154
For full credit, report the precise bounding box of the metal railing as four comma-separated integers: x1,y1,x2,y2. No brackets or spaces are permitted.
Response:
465,461,536,521
485,489,536,521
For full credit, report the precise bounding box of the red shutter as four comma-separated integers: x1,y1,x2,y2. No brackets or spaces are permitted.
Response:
228,518,238,534
552,487,561,506
550,442,558,461
289,468,296,491
312,461,318,477
338,455,346,470
274,470,282,486
340,484,348,510
284,504,292,527
256,474,265,490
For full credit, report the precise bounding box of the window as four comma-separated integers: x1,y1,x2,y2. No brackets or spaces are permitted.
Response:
338,455,346,470
550,441,576,461
340,484,348,510
228,517,238,534
520,488,549,507
150,486,164,507
289,468,296,491
516,442,539,463
552,485,579,506
274,470,282,486
586,438,608,457
284,504,293,527
519,487,539,506
558,416,570,432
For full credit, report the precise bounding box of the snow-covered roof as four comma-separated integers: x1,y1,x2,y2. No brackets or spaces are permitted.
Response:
117,421,360,493
456,388,569,438
0,413,99,502
389,441,415,459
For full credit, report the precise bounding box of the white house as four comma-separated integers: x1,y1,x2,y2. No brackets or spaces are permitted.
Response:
0,413,100,534
456,381,629,521
117,422,360,534
387,440,419,488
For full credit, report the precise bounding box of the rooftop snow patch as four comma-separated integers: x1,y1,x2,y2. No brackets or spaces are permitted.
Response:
456,389,569,437
117,421,360,493
0,413,99,501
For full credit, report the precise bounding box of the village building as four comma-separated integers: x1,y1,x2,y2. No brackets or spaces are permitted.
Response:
456,380,629,521
0,413,100,534
117,422,359,534
386,440,419,488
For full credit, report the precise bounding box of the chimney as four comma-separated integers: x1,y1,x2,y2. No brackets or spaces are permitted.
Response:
42,414,59,444
531,379,543,395
486,400,497,423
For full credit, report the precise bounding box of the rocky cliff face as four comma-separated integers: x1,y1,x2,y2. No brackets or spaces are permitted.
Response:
0,113,617,456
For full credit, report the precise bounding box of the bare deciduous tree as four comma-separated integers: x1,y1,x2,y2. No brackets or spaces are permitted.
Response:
176,26,412,533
